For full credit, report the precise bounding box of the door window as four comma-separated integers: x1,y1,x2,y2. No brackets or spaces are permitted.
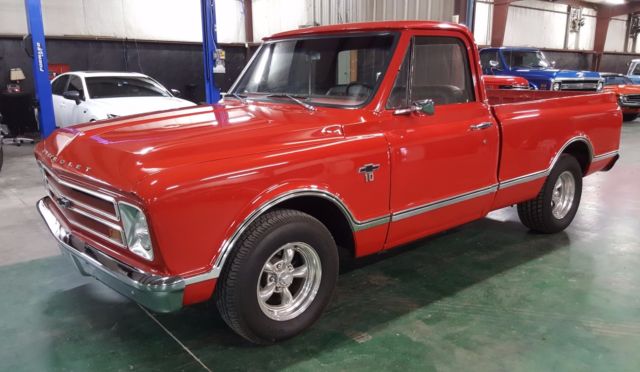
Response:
387,36,475,109
51,75,69,95
480,50,501,72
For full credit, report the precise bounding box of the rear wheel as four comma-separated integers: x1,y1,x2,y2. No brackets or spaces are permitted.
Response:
215,209,338,344
623,113,638,122
517,154,583,233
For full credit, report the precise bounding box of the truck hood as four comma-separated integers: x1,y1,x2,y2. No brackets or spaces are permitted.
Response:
89,96,196,117
37,102,353,191
512,69,600,80
603,84,640,95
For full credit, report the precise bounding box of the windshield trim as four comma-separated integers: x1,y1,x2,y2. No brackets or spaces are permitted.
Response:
229,31,400,110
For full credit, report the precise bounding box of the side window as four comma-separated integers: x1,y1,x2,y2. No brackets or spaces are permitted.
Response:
387,36,475,108
67,75,85,99
633,64,640,76
480,50,501,72
51,75,69,95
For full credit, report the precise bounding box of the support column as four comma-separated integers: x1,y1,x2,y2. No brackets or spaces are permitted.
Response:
243,0,253,43
24,0,56,138
201,0,221,104
592,14,610,71
491,0,514,47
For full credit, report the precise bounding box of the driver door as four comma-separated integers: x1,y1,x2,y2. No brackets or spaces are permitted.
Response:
381,32,500,248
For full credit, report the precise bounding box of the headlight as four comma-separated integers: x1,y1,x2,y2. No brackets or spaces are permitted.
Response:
107,114,119,119
552,82,561,91
597,81,604,91
118,202,154,261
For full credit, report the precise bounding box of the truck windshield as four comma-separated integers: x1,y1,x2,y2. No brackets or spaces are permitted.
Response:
86,77,171,99
603,75,633,85
232,33,396,107
503,50,551,69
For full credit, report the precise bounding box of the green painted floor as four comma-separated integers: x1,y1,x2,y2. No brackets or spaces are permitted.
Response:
1,124,639,372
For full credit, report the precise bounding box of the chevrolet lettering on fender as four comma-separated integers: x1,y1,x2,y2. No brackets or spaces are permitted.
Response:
36,21,622,344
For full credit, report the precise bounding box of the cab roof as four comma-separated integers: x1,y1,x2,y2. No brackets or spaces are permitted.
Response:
266,21,471,40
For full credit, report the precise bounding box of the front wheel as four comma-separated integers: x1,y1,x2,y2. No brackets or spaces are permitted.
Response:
623,113,638,122
517,154,583,233
215,209,338,344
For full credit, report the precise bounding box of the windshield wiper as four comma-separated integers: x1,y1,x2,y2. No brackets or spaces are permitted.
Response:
266,93,316,111
226,92,248,104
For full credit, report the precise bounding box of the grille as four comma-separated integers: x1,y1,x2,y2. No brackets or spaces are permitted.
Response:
41,164,125,247
624,94,640,103
558,80,600,91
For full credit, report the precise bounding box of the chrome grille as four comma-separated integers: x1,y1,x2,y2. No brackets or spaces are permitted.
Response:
41,164,125,247
623,94,640,103
558,80,600,91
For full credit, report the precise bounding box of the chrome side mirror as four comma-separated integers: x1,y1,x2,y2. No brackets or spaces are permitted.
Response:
394,99,435,116
551,60,557,68
489,60,500,68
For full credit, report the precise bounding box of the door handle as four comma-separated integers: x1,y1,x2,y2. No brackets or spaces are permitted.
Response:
469,122,493,131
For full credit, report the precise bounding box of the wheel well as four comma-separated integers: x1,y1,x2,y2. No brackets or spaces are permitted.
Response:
274,196,356,260
562,141,591,175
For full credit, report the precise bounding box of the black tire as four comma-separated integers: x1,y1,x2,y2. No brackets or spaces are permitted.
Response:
623,113,638,122
517,154,583,234
215,209,339,344
0,145,3,172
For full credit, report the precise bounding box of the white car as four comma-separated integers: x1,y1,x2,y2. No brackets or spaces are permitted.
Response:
50,71,196,128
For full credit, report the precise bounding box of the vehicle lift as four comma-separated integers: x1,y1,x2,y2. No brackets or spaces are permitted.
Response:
24,0,222,139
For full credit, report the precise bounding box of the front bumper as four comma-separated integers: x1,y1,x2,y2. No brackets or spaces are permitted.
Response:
37,197,185,313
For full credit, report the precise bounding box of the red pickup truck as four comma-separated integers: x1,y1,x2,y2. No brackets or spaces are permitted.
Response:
36,21,621,344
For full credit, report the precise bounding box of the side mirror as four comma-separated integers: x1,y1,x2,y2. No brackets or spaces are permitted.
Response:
394,99,435,116
63,90,82,104
551,60,557,68
489,60,500,68
170,88,182,97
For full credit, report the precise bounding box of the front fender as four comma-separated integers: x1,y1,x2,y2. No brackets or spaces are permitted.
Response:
137,133,391,279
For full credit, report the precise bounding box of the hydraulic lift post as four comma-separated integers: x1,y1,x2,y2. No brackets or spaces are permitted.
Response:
24,0,56,138
201,0,222,104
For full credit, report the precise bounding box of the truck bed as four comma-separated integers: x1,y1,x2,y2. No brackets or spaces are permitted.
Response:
488,90,622,209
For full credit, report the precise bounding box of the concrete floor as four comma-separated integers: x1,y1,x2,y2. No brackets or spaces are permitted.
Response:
1,123,639,371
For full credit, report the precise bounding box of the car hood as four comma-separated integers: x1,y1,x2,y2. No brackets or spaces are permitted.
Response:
512,69,600,80
89,96,196,117
604,84,640,95
37,101,354,192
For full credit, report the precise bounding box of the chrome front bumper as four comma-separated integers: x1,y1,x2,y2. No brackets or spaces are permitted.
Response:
37,197,185,313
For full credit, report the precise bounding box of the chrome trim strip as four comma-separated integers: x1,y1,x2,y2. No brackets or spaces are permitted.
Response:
593,150,619,161
185,138,615,284
37,197,184,313
391,184,498,222
184,189,390,285
498,170,548,189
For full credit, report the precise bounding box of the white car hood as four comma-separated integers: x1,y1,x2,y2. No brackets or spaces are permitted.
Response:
89,96,196,117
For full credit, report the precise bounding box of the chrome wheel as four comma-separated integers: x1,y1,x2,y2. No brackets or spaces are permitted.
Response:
256,242,322,321
551,171,576,219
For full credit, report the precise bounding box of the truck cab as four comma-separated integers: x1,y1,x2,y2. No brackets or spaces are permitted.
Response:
625,59,640,84
480,47,602,91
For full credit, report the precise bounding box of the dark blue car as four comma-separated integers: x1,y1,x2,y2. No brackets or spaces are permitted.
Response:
480,47,602,91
